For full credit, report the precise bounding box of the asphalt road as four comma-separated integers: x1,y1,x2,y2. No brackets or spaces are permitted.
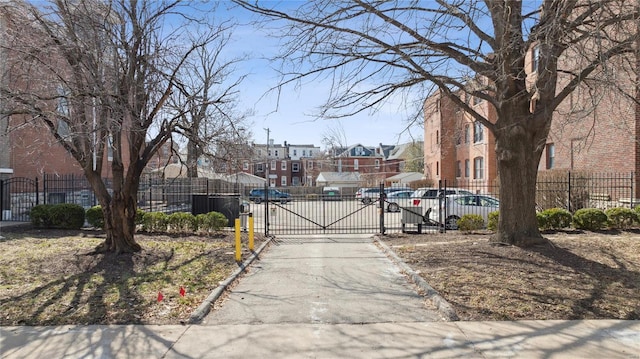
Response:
203,234,443,325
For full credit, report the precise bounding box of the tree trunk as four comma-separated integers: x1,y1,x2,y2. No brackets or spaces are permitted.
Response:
97,192,141,254
491,122,548,247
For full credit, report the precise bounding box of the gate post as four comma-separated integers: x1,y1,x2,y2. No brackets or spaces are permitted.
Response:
379,182,385,234
35,177,39,205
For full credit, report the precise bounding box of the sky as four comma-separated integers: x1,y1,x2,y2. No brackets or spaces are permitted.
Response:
218,3,425,149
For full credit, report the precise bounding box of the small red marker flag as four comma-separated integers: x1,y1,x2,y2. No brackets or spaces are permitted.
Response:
157,292,164,302
179,287,186,297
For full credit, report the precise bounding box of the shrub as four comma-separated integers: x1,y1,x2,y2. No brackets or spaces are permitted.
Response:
605,207,638,229
540,208,572,230
49,203,85,229
30,204,54,227
487,211,499,231
457,214,484,232
536,211,548,229
167,212,197,233
86,205,104,229
196,211,228,233
141,212,168,233
135,209,146,226
572,208,608,231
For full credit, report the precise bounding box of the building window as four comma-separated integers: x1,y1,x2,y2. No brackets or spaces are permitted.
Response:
302,150,307,156
436,161,439,176
242,161,249,171
375,159,380,169
256,163,264,172
307,160,313,169
464,125,470,144
309,150,313,156
270,160,276,170
354,159,359,170
292,176,300,186
532,44,540,72
456,161,461,178
107,135,113,161
474,157,484,179
281,161,287,170
275,150,279,157
473,122,484,143
464,159,470,178
281,176,287,186
292,162,300,172
546,143,555,169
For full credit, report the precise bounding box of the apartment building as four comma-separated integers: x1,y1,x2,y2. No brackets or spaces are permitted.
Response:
423,89,497,188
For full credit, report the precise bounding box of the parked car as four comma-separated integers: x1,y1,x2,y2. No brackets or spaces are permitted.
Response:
249,188,291,204
322,186,342,201
356,187,411,204
380,190,414,212
385,187,475,213
429,194,499,229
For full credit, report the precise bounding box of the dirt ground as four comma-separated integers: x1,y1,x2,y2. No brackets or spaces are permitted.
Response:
0,227,265,325
380,230,640,321
1,226,638,324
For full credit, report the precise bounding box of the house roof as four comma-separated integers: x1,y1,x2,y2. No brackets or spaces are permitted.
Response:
385,172,424,182
386,142,423,161
316,171,361,183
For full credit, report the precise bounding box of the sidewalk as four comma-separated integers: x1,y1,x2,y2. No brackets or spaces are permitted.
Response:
1,234,639,358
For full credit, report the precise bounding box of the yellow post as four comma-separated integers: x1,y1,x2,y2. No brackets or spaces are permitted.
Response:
235,218,241,262
248,213,254,251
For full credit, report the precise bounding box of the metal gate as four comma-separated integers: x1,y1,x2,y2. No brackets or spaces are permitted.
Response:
0,177,39,222
254,184,441,235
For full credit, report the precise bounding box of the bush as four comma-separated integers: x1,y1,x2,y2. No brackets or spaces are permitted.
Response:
167,212,197,233
572,208,608,231
457,214,485,232
141,212,168,233
30,203,85,229
135,209,146,226
536,211,548,229
196,211,228,233
487,211,499,231
605,207,638,229
30,204,54,227
86,205,104,229
539,208,572,230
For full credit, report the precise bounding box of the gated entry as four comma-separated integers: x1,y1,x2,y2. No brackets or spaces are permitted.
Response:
254,185,442,235
0,177,39,221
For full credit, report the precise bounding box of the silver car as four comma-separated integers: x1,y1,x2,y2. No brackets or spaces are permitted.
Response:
430,194,499,229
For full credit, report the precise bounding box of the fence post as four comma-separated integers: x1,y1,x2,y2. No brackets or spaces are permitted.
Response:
148,177,152,212
567,171,572,212
43,173,47,205
379,182,385,235
35,177,39,205
631,172,635,209
0,179,4,217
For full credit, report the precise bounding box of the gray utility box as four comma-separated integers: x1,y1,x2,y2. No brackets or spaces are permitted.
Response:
401,206,425,233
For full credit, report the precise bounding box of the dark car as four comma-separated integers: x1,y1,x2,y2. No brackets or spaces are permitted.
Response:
249,188,291,204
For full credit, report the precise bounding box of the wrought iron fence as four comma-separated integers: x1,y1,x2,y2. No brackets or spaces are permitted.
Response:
2,171,635,230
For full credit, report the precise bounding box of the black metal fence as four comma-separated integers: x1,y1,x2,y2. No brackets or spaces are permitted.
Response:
1,172,637,232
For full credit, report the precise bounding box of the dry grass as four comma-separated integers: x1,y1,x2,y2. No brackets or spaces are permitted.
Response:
0,228,265,325
382,231,640,321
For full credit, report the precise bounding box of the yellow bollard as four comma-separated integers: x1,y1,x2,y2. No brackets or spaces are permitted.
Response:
248,213,254,251
235,218,241,262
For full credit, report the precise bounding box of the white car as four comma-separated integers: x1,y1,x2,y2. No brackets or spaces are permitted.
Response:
386,187,475,213
429,194,499,229
381,190,414,212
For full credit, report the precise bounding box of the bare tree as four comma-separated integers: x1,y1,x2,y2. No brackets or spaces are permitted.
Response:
234,0,640,246
169,29,250,177
0,0,243,253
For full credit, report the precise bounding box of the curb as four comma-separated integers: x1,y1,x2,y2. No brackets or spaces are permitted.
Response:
187,236,274,324
374,236,459,321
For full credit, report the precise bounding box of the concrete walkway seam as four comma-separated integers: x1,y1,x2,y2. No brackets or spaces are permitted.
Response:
374,236,460,321
187,236,274,324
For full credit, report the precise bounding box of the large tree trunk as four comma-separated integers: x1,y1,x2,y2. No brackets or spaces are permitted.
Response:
491,118,548,247
95,191,141,254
